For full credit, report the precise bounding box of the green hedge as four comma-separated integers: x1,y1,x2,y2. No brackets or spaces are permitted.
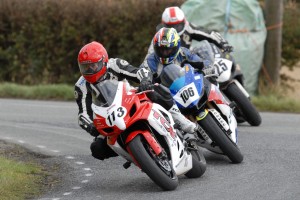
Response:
0,0,184,85
0,0,299,85
282,1,300,68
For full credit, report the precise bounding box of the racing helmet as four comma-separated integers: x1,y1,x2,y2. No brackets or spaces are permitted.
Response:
78,41,108,84
153,27,181,65
162,6,186,35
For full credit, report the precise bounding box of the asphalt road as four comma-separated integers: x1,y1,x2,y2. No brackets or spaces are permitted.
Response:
0,98,299,200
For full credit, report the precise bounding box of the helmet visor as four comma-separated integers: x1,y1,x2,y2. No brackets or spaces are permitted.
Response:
154,46,178,58
79,59,106,75
165,22,185,34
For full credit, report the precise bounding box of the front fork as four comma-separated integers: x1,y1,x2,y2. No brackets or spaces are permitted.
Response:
189,109,213,144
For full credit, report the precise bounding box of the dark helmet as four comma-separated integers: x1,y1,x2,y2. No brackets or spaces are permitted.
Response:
153,27,181,65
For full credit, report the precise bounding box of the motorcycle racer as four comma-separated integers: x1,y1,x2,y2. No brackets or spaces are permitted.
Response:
75,41,200,160
140,27,216,84
145,6,233,59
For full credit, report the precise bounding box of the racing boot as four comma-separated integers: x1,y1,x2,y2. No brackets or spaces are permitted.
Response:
168,104,198,142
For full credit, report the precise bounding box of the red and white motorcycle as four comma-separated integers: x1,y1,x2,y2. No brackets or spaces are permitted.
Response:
91,79,206,191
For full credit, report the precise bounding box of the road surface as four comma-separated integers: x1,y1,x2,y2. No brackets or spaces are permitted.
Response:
0,98,299,200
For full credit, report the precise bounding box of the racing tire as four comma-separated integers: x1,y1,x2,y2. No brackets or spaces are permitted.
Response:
224,82,262,126
184,149,207,178
128,134,178,191
198,113,244,163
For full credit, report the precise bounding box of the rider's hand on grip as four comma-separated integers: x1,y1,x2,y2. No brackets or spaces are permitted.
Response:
180,60,190,67
203,65,217,77
138,78,153,92
79,115,99,137
221,42,234,53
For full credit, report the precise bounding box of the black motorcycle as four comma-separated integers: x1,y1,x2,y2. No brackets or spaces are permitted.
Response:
192,40,262,126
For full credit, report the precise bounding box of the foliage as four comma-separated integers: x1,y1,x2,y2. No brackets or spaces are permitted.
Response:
282,0,300,68
0,0,299,89
0,156,44,200
0,0,184,85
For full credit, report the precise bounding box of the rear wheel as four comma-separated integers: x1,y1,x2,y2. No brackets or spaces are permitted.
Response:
224,82,262,126
184,148,206,178
198,113,243,163
128,134,178,191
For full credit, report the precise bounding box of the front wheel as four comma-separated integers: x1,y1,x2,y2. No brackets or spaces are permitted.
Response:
128,134,178,191
224,82,262,126
198,113,243,163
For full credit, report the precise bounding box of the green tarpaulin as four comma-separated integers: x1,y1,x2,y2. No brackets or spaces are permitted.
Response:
181,0,266,94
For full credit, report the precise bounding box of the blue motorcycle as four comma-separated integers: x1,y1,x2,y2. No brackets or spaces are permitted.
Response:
160,64,243,163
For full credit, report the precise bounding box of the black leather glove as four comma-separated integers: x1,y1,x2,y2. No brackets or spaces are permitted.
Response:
79,115,99,137
181,60,204,70
210,31,233,53
180,59,190,67
221,41,234,53
138,78,153,92
202,65,216,76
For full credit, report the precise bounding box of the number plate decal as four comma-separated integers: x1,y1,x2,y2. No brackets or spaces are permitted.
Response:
214,58,232,82
105,106,127,127
173,82,200,108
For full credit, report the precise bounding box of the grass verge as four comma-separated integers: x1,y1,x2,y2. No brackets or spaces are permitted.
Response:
0,140,60,200
0,156,44,200
253,94,300,113
0,83,74,101
0,82,299,113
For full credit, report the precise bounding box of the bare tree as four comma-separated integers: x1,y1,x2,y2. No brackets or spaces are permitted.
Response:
263,0,284,85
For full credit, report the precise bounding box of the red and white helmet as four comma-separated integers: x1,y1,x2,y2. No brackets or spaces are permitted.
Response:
78,41,108,84
161,6,186,35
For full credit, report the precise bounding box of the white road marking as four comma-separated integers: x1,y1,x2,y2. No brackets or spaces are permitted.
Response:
72,186,81,190
75,161,85,165
18,140,25,144
81,180,89,183
83,168,91,171
85,173,93,177
65,156,75,159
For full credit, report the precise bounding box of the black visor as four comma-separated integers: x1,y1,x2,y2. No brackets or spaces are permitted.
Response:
154,45,178,58
166,22,185,34
79,59,105,75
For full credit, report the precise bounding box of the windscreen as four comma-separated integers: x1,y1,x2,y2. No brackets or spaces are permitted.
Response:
160,64,185,88
92,80,119,107
191,40,215,68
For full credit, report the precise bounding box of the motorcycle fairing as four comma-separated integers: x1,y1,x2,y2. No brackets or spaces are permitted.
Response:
208,84,229,105
93,81,152,136
214,57,233,83
207,84,238,143
169,65,204,109
147,103,193,175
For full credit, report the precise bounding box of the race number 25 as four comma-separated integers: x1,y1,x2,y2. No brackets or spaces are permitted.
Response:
214,59,229,75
